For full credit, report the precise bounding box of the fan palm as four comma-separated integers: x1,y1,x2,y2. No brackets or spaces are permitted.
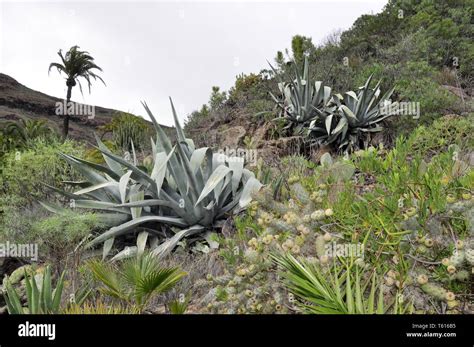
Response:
2,118,52,148
48,45,105,138
87,253,186,312
272,253,388,314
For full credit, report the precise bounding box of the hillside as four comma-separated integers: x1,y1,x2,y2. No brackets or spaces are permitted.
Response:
0,0,473,322
0,73,172,144
184,0,473,163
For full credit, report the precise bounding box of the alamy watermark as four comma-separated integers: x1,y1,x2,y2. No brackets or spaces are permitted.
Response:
55,100,95,119
380,100,420,119
0,241,38,261
325,242,364,259
215,147,258,166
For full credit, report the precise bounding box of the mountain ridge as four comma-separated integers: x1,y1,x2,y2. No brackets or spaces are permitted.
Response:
0,73,171,144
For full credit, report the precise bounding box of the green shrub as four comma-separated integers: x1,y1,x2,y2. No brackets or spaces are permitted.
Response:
0,137,84,205
409,115,474,156
0,195,47,245
395,61,458,115
30,211,103,264
100,112,151,152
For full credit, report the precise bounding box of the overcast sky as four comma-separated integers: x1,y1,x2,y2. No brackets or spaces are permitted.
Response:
0,0,386,126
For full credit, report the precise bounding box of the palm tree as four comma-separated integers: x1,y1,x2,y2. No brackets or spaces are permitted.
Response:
88,253,186,312
3,118,53,147
48,46,105,138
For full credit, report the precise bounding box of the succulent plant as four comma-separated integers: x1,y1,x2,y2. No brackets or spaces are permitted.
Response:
309,75,394,152
43,99,262,259
269,57,332,133
3,265,67,314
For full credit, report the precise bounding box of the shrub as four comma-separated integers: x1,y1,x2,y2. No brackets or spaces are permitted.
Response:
100,112,151,152
0,137,84,205
30,211,104,265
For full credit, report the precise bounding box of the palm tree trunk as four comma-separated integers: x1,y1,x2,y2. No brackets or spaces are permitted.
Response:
63,85,72,139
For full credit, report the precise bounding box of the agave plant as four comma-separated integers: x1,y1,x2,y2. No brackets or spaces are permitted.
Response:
4,266,66,314
309,75,394,151
269,56,332,133
43,99,262,259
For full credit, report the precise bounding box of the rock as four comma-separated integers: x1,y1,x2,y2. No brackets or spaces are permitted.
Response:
252,122,272,147
218,126,247,148
310,144,332,164
3,264,33,287
201,288,218,306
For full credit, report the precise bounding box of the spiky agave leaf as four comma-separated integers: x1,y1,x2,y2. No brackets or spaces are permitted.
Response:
270,56,332,131
309,75,394,152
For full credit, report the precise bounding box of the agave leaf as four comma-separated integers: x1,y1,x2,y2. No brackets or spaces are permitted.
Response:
43,267,53,311
325,114,333,134
94,133,123,176
169,98,187,144
39,200,68,214
87,215,188,248
43,183,89,201
119,170,133,204
137,231,149,256
340,105,358,123
130,139,137,166
110,246,137,262
130,190,144,219
102,237,115,259
60,153,109,184
95,145,155,190
239,177,263,208
228,159,244,194
151,225,205,259
332,117,348,135
75,181,118,195
73,200,130,214
51,271,65,312
151,148,175,195
175,140,201,203
62,152,121,181
195,165,232,206
189,147,210,174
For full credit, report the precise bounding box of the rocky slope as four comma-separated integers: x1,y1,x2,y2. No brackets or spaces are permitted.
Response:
0,73,171,144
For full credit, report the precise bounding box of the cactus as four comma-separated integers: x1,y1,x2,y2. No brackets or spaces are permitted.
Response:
466,248,474,266
452,270,470,281
315,235,327,258
420,283,447,301
269,219,295,233
449,250,465,267
290,183,311,205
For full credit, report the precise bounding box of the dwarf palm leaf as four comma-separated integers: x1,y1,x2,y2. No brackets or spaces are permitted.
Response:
3,118,52,147
88,253,186,311
48,45,105,138
272,253,387,314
